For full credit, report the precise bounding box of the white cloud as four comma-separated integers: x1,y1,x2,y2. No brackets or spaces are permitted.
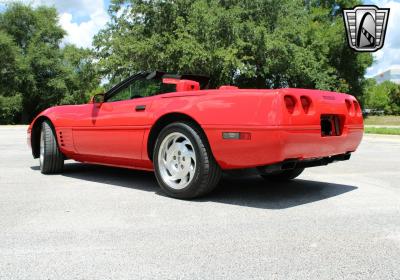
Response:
36,0,103,16
59,7,109,48
366,0,400,77
1,0,110,48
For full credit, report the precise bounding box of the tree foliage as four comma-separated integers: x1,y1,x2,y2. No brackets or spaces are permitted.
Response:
0,1,379,124
0,30,24,123
364,79,400,115
94,0,372,95
0,3,100,124
61,45,101,105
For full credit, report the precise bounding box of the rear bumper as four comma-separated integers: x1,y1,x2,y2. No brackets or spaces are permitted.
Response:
204,125,363,169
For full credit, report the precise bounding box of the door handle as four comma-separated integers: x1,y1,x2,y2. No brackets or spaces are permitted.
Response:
135,105,146,111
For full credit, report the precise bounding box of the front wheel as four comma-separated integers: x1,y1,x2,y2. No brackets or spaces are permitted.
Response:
39,121,64,174
153,122,221,199
260,168,304,181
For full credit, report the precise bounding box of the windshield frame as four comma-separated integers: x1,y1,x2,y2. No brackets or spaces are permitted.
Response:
104,71,210,102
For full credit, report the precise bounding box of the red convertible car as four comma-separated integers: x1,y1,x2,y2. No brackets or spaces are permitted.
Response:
28,71,363,199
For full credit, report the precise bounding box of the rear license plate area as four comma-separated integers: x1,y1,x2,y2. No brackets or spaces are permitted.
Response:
321,115,343,137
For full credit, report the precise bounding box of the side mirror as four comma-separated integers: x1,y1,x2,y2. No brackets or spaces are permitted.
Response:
89,93,105,104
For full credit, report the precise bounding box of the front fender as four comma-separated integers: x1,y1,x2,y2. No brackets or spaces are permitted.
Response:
28,107,59,158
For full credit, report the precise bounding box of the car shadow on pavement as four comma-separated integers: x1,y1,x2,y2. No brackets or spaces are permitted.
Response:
202,175,357,209
31,162,357,209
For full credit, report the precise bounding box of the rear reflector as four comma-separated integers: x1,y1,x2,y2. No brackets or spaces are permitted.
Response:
222,132,251,140
284,95,296,114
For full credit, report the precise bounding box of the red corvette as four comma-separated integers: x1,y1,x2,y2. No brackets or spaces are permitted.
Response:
28,71,363,199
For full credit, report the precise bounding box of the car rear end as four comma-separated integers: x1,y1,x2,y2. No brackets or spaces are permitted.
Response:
207,88,363,170
277,88,363,161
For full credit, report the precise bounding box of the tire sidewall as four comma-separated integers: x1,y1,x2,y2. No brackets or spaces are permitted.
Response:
40,121,51,171
153,122,209,198
39,120,63,174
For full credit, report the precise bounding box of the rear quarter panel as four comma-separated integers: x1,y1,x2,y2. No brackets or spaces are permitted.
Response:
143,90,282,166
148,90,281,126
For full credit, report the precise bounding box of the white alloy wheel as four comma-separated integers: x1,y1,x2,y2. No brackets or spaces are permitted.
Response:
157,132,196,190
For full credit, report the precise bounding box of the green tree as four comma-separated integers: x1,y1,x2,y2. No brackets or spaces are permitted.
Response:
94,0,372,97
61,45,101,105
387,83,400,115
0,3,101,124
364,79,389,112
0,4,66,122
364,79,400,115
0,31,24,124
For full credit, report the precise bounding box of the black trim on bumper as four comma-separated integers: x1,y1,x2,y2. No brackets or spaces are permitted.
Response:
257,153,351,174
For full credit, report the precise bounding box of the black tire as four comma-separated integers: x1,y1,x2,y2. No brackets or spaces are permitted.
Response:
153,122,221,199
39,121,64,174
260,168,304,181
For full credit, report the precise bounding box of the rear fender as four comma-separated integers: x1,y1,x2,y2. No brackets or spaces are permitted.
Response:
150,90,281,126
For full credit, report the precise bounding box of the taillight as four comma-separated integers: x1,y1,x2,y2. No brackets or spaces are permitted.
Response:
284,95,296,114
353,101,361,115
345,99,353,114
300,96,311,114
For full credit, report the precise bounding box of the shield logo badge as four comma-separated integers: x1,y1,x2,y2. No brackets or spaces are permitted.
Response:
343,5,390,52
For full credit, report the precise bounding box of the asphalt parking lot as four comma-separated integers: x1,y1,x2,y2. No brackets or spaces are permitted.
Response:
1,126,400,279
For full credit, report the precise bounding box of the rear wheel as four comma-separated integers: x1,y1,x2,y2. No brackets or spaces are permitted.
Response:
153,122,221,199
39,121,64,174
260,168,304,181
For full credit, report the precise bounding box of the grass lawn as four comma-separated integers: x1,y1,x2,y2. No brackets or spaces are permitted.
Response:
364,127,400,135
364,115,400,126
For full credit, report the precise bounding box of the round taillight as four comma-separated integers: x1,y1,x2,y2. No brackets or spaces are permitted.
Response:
353,101,360,114
300,96,311,114
345,99,352,112
284,95,296,114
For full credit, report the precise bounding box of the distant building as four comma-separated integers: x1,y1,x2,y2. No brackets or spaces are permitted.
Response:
373,66,400,84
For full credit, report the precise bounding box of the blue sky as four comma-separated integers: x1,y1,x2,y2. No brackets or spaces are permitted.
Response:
0,0,111,48
0,0,399,77
364,0,400,76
